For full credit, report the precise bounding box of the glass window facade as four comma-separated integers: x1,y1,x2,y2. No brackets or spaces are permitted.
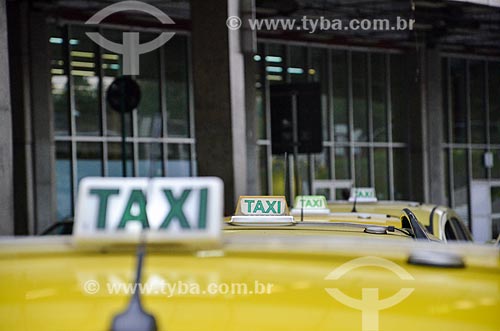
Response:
442,57,500,227
255,42,409,201
49,24,195,220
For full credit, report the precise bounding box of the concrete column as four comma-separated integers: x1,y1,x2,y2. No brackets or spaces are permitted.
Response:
191,0,248,214
242,0,258,196
0,0,14,235
7,0,35,235
9,1,57,234
423,48,446,204
29,12,57,233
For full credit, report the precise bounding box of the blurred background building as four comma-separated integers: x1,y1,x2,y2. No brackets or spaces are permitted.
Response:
1,0,499,241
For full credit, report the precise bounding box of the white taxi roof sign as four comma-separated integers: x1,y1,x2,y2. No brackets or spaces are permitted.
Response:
74,177,223,246
230,196,294,225
348,187,378,203
291,195,330,215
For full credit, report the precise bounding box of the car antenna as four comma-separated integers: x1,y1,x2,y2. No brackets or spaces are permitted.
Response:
351,190,358,213
111,109,160,331
284,152,291,207
110,233,157,331
298,167,304,222
300,196,304,222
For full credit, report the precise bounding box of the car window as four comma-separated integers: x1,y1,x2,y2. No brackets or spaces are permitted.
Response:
444,221,457,241
41,222,74,235
451,217,468,241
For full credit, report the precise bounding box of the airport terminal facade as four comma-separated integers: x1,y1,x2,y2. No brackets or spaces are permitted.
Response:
1,0,499,241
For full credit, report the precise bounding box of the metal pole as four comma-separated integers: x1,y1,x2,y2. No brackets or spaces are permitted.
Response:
292,92,299,198
120,80,127,177
284,152,289,206
121,110,127,177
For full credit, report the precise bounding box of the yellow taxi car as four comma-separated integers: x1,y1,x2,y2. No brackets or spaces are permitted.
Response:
287,195,436,241
226,195,419,241
328,188,473,242
1,178,499,331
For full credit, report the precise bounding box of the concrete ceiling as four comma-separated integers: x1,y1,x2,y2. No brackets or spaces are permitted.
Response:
27,0,500,54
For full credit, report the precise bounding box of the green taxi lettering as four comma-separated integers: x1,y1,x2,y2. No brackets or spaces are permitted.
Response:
118,189,150,229
197,188,208,229
90,187,210,230
90,188,120,229
266,200,278,213
246,199,282,214
356,190,373,198
244,199,256,213
304,199,321,208
155,188,208,229
160,189,191,229
254,200,265,213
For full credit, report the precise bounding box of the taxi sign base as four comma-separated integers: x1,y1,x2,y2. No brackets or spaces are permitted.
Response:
229,215,295,226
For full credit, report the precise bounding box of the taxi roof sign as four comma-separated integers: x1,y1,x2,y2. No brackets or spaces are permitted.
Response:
230,196,294,225
291,195,330,215
74,177,223,245
348,187,378,203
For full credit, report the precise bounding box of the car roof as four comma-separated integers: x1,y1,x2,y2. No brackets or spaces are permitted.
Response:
328,200,444,227
224,221,411,240
0,233,494,265
294,212,403,227
225,211,413,238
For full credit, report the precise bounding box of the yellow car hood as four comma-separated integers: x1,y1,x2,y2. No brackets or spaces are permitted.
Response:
0,234,499,331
